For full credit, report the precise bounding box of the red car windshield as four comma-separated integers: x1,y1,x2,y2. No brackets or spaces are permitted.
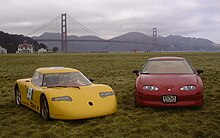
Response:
141,60,194,74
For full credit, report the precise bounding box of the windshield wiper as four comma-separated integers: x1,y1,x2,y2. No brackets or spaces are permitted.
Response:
68,86,81,89
47,85,80,89
140,72,150,74
47,85,68,88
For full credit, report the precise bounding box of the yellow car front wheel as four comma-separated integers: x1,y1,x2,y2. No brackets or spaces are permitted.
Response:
40,96,50,120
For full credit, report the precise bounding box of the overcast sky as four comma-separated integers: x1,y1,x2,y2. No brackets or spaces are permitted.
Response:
0,0,220,43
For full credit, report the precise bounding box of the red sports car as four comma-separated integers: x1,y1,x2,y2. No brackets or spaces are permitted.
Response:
133,57,204,107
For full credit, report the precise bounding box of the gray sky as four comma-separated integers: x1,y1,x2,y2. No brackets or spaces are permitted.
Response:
0,0,220,43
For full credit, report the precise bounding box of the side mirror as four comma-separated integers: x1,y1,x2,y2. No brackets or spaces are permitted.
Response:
132,70,139,76
197,69,204,75
89,79,94,82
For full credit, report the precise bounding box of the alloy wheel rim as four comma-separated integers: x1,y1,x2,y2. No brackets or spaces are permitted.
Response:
42,100,48,119
16,90,21,105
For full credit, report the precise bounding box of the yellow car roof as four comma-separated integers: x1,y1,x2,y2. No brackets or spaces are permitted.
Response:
36,67,80,74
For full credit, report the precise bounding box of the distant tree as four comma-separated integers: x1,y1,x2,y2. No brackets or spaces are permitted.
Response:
52,47,59,52
39,43,47,49
7,43,16,53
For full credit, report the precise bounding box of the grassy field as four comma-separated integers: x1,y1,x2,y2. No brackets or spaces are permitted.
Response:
0,52,220,138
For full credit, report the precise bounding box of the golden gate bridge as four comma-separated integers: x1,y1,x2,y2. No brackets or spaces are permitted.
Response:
27,13,162,52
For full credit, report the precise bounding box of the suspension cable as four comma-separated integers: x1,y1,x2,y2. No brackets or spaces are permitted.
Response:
26,15,60,36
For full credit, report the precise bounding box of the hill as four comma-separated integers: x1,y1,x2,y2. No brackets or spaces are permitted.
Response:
33,32,220,52
157,35,217,51
0,31,47,53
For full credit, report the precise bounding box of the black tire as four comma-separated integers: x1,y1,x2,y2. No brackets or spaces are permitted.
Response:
40,96,50,121
15,86,21,106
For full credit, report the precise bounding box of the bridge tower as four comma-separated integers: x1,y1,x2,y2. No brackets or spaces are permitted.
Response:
153,27,157,51
61,13,67,52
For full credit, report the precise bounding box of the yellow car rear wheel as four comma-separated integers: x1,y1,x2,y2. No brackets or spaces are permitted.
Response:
15,85,21,106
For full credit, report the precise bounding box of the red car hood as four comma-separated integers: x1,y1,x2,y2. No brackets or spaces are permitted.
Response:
140,74,198,87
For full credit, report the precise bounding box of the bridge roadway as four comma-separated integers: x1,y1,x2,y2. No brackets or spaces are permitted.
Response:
34,39,166,46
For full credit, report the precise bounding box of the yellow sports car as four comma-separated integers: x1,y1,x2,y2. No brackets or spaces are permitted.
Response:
14,67,117,120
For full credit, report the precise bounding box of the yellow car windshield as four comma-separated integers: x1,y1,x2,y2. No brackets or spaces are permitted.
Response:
42,72,92,87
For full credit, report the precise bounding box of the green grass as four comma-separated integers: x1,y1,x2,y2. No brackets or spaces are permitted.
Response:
0,52,220,138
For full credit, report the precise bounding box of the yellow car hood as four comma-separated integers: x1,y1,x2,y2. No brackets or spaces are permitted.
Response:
43,84,117,119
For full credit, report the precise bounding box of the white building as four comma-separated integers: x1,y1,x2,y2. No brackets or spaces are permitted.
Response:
0,45,7,54
17,41,33,53
38,48,47,53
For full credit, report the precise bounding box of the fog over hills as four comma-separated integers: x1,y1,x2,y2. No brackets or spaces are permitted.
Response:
33,32,219,52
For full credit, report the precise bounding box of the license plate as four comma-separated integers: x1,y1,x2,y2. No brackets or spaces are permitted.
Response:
162,95,177,103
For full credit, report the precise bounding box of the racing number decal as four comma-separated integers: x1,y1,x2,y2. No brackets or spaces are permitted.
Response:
27,88,33,100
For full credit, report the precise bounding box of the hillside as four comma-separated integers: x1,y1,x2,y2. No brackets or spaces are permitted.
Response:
157,35,217,51
33,32,219,52
0,31,46,53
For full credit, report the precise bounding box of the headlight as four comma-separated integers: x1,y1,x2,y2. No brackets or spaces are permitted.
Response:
99,92,114,98
143,85,159,90
51,96,73,101
180,85,196,91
